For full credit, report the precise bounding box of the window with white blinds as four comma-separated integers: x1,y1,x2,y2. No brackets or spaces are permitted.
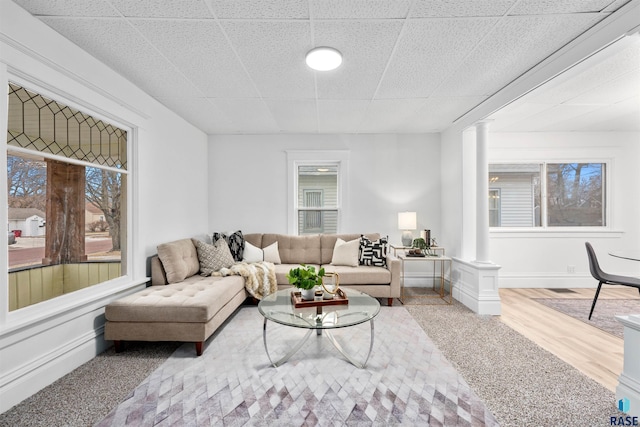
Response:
297,166,338,235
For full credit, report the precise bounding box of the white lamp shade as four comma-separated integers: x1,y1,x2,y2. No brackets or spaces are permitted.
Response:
306,47,342,71
398,212,417,230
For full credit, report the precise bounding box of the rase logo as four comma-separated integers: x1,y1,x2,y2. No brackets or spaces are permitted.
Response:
611,397,638,426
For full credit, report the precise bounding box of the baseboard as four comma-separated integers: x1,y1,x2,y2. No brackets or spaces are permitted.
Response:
617,373,640,417
0,328,109,413
454,285,502,315
497,274,596,288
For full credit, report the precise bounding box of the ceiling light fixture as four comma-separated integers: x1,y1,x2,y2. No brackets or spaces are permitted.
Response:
305,47,342,71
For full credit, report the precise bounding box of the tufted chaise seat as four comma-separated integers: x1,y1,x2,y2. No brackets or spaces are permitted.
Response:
105,271,245,356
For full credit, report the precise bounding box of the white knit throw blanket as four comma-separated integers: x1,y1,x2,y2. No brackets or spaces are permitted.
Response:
213,261,277,300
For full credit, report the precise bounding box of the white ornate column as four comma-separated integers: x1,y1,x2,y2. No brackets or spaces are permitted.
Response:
616,314,640,417
475,121,490,263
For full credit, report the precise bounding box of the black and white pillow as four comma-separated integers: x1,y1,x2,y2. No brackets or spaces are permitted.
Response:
359,235,388,267
212,230,244,262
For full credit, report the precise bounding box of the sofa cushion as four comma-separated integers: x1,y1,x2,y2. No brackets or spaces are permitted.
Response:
243,233,263,248
105,275,245,323
262,234,321,265
330,238,360,267
321,233,380,265
322,265,391,285
359,235,388,267
157,239,200,284
192,238,235,276
213,230,244,262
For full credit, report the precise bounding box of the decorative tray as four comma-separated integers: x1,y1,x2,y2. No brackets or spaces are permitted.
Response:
405,253,426,257
291,289,348,308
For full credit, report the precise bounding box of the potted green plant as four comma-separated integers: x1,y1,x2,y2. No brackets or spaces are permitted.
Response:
286,264,325,300
410,237,428,256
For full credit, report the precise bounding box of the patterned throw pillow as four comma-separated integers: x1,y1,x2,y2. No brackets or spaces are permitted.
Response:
192,238,235,276
212,230,244,262
359,235,388,267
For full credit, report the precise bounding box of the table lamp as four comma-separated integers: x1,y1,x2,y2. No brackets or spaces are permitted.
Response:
398,212,417,246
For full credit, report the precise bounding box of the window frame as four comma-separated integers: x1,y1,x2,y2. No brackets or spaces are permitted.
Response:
488,160,610,232
286,150,349,235
1,76,139,330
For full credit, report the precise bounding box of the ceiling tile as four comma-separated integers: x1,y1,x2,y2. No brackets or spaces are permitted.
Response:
155,97,237,133
313,20,403,99
567,72,640,105
527,43,640,105
209,0,308,19
214,99,279,133
311,0,411,19
220,21,315,99
509,0,618,15
500,104,600,132
316,100,370,133
376,18,498,99
410,96,490,130
40,17,203,99
265,99,318,132
410,0,516,17
12,0,119,16
109,0,213,18
358,99,429,133
132,20,259,98
542,100,640,132
488,101,554,131
432,13,605,97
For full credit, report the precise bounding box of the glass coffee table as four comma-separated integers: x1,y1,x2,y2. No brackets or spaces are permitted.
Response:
258,287,380,369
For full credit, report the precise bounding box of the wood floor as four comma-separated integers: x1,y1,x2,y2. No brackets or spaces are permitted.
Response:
499,287,640,392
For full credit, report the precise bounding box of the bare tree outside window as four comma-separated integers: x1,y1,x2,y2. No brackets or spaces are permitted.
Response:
85,167,122,251
7,155,46,211
547,163,605,226
489,162,605,228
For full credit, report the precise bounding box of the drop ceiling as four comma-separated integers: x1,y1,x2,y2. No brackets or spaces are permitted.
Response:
9,0,639,134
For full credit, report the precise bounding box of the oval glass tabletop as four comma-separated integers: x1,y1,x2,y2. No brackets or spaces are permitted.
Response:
258,287,380,329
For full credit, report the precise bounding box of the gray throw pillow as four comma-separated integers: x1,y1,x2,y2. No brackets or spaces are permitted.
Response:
192,238,236,276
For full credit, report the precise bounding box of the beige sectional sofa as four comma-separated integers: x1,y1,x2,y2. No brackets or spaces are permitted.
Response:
104,233,399,356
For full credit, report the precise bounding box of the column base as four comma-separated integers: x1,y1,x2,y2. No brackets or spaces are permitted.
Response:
452,257,501,315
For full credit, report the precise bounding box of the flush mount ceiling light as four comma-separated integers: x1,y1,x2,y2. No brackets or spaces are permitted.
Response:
305,47,342,71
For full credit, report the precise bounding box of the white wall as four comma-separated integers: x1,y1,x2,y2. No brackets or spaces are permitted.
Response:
489,131,640,287
0,0,209,412
208,133,442,244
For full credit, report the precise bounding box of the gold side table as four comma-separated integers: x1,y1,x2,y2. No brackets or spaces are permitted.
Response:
398,253,453,305
389,244,445,257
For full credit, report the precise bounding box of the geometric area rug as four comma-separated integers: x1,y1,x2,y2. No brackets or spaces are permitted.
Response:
96,306,498,426
534,298,640,339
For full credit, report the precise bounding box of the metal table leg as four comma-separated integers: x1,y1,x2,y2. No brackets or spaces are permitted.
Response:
263,317,313,367
323,319,375,369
